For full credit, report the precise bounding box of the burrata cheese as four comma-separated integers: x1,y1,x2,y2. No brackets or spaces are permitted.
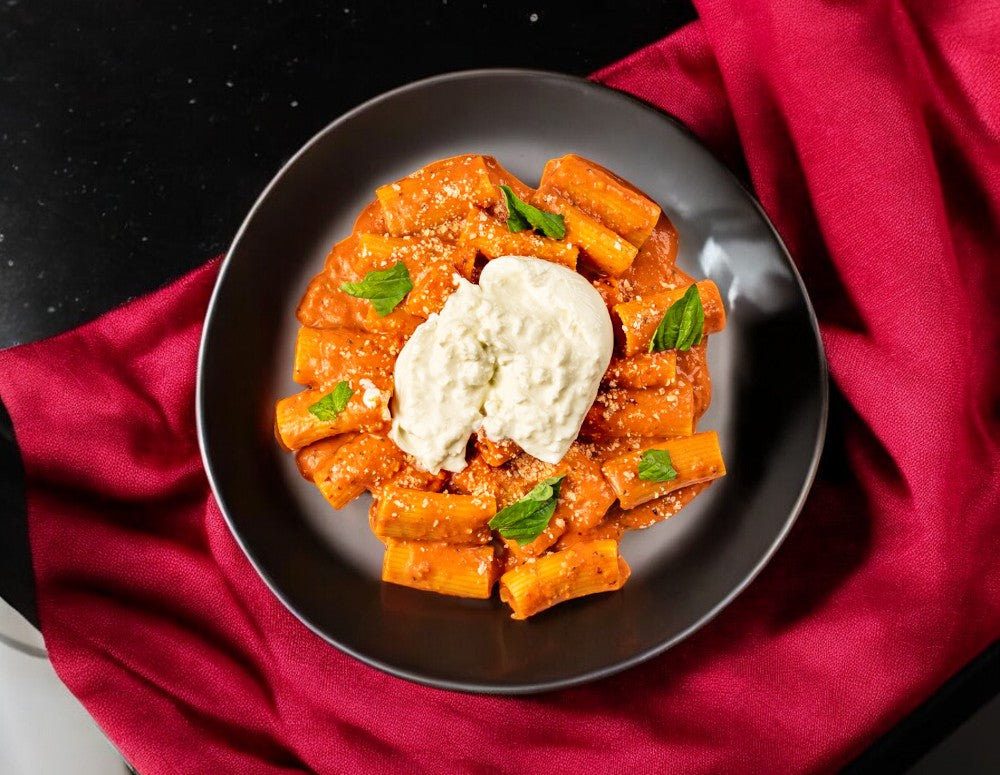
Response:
389,255,613,473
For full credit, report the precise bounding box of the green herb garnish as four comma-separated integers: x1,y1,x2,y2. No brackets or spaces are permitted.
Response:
488,474,566,545
637,449,678,482
649,284,704,352
340,260,413,317
307,381,354,422
498,185,567,240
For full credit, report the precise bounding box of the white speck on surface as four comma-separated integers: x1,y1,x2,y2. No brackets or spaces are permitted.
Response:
6,260,13,267
186,77,193,84
290,100,298,107
141,236,148,243
225,80,233,88
231,43,238,50
359,378,382,409
46,306,55,314
529,11,538,21
188,97,197,105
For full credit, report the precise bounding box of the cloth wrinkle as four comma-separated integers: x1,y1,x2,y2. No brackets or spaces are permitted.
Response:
0,6,997,774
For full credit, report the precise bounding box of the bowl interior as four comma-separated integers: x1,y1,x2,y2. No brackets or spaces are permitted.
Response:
197,70,826,693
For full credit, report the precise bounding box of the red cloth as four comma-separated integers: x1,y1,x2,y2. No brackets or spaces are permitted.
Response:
2,1,999,772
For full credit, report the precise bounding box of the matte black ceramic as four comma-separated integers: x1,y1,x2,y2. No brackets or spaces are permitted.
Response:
197,70,828,693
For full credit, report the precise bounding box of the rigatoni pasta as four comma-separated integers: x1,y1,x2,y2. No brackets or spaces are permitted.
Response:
313,433,404,510
276,153,727,619
582,382,696,439
458,208,579,269
372,488,496,544
382,539,498,599
602,432,726,509
537,154,661,247
499,540,631,620
275,387,390,451
615,279,727,356
531,190,638,275
375,155,498,235
292,327,400,389
602,351,677,390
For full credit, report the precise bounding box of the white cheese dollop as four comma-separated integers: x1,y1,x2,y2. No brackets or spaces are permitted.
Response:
389,255,613,473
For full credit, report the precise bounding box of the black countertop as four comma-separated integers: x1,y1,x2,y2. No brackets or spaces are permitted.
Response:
1,2,996,772
0,0,695,348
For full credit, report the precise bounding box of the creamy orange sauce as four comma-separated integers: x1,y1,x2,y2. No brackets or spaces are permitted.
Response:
276,153,727,619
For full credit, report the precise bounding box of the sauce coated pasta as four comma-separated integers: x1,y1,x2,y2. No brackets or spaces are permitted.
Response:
276,153,727,619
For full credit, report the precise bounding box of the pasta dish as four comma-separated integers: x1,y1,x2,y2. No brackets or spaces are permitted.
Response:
275,154,726,619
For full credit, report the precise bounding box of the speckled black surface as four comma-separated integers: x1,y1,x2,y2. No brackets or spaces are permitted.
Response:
0,0,695,348
0,2,996,771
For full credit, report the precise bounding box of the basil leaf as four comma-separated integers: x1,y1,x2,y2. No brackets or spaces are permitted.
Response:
488,474,566,545
637,449,677,482
307,381,354,422
649,284,705,352
498,185,567,240
340,261,413,317
499,185,532,232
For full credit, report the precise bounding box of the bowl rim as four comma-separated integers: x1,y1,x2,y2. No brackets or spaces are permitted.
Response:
196,68,829,694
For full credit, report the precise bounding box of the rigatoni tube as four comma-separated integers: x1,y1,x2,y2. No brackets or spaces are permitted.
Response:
499,539,630,620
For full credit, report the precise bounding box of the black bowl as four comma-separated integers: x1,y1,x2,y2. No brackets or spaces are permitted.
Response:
197,69,827,693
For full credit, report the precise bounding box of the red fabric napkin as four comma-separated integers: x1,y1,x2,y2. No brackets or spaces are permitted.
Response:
2,1,999,772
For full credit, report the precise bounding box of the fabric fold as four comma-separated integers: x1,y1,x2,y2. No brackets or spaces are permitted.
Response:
1,1,998,772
